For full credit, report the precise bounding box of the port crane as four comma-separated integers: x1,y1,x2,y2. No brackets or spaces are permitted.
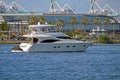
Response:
89,0,120,22
9,1,27,12
0,0,27,13
49,0,75,14
89,0,118,15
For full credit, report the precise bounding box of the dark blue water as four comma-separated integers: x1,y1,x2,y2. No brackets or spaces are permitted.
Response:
0,44,120,80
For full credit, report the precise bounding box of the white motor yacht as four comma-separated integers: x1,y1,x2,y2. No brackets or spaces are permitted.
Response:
12,23,92,52
89,26,107,37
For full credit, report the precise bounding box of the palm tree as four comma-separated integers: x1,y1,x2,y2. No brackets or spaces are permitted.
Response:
69,16,78,38
93,17,101,26
0,21,10,39
39,16,46,24
56,19,64,32
29,16,46,25
47,21,51,24
103,17,112,36
29,16,39,25
0,21,10,32
103,17,111,30
0,22,3,36
92,17,101,37
103,17,111,25
80,17,89,35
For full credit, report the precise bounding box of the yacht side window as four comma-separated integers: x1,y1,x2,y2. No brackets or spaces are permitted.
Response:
40,27,45,32
48,28,50,32
51,27,56,32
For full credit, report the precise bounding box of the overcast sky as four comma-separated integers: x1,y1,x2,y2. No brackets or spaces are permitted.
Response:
4,0,120,13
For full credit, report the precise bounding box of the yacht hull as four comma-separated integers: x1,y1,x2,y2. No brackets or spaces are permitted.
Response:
20,42,92,52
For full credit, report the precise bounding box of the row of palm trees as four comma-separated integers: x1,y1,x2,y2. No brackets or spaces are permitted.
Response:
0,15,112,40
0,16,113,33
29,15,111,25
29,15,112,36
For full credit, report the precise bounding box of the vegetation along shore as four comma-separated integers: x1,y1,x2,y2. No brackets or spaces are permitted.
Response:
0,16,120,44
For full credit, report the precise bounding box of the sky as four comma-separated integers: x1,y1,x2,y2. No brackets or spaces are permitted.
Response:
4,0,120,13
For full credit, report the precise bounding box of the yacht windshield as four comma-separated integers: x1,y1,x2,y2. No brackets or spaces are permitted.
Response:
33,38,38,43
29,27,37,32
28,38,38,43
40,26,57,32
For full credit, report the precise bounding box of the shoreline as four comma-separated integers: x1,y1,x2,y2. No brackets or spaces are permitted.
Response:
0,41,26,44
0,40,120,44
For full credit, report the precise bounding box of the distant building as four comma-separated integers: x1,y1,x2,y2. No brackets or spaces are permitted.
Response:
0,16,4,24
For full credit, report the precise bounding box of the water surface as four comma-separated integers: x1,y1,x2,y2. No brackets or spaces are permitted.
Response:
0,44,120,80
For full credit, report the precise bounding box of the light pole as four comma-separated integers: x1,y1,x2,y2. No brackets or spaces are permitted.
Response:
8,30,10,41
98,20,104,36
112,22,115,38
